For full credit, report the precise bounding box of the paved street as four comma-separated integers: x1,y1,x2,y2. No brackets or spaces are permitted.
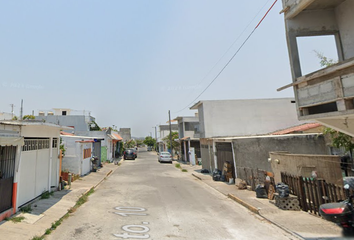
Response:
46,148,296,240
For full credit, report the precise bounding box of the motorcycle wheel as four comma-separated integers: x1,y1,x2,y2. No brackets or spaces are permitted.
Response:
342,227,354,237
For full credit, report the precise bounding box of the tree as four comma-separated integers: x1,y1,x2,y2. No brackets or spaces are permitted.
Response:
314,50,337,67
125,140,136,148
324,128,354,158
136,139,144,147
143,136,156,147
23,115,35,120
162,131,179,152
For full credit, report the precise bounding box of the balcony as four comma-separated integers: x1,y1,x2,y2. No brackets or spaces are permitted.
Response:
287,58,354,119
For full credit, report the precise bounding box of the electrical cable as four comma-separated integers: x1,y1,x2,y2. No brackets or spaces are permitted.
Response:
174,0,278,114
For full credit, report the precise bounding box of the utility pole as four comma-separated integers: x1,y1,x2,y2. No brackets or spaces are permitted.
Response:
155,126,158,152
10,104,15,119
168,110,173,159
20,99,23,120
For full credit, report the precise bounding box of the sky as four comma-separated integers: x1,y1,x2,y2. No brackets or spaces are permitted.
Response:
0,1,338,138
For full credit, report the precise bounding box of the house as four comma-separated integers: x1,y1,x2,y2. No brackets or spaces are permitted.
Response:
118,128,132,143
60,134,105,176
35,108,98,135
0,112,13,120
0,120,65,221
279,0,354,137
157,124,178,153
189,98,311,173
35,108,110,165
174,114,201,163
190,98,303,138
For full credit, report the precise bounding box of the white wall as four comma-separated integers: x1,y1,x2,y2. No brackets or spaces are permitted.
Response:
199,99,303,138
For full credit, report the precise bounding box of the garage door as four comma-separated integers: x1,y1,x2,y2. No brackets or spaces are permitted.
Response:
18,139,50,207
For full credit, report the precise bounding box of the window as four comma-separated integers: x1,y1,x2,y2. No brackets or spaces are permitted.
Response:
22,138,50,151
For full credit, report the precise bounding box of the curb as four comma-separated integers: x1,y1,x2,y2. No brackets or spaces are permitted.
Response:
227,194,260,214
192,173,202,180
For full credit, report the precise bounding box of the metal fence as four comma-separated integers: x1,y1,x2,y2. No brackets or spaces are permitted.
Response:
237,167,274,191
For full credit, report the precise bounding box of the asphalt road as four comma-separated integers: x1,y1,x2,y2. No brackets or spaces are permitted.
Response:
46,148,297,240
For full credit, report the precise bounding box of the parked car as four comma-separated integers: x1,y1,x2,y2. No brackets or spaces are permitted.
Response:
147,146,152,151
124,149,136,160
158,152,172,163
132,148,138,158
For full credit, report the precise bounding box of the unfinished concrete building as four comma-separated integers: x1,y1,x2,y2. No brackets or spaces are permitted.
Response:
279,0,354,136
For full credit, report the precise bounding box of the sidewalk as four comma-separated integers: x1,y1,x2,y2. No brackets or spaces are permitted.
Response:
181,161,344,240
0,162,119,240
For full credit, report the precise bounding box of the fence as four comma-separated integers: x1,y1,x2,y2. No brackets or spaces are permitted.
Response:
281,172,347,215
237,167,274,191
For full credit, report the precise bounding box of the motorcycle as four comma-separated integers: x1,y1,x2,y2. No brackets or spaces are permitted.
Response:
319,177,354,236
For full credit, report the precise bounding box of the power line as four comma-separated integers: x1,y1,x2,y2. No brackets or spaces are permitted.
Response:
174,0,278,114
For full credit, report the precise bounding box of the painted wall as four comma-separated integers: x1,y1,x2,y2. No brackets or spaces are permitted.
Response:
197,99,302,138
270,152,343,186
35,115,88,133
61,137,93,175
232,134,328,173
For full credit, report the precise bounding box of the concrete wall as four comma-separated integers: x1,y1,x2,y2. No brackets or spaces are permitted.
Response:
198,99,302,138
269,152,343,186
35,115,88,133
336,0,354,60
232,134,328,173
118,128,131,142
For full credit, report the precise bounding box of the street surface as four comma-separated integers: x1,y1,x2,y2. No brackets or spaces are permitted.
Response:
46,148,297,240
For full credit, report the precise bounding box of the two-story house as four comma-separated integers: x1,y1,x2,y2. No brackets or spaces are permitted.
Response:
279,0,354,137
174,114,201,163
190,98,304,172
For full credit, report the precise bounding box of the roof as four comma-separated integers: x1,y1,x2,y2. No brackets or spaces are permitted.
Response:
0,120,73,129
60,131,75,136
212,133,322,141
108,133,123,141
271,123,322,135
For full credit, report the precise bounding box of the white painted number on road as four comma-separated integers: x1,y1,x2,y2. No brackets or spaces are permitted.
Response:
115,207,146,212
114,212,147,217
113,207,150,239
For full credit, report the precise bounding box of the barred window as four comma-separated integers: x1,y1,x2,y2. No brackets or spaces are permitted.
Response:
22,138,50,151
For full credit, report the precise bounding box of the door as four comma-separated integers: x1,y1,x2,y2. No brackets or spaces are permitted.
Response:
0,146,16,212
216,142,235,178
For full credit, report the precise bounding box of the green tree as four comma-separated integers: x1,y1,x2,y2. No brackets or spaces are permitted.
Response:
136,139,144,147
23,115,35,120
125,139,136,148
143,136,156,147
162,131,179,151
314,50,337,67
324,128,354,158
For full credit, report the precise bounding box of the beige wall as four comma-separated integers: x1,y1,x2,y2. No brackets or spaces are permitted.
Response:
269,152,343,186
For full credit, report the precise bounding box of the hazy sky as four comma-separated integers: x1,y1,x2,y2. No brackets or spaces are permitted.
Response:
0,1,338,137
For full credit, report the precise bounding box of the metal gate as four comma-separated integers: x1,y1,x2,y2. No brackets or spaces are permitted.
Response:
216,142,235,178
0,146,16,213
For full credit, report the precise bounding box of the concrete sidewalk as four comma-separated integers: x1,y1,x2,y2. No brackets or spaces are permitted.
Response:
0,162,119,240
181,161,344,240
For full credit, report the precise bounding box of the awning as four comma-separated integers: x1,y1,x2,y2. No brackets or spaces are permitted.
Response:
180,136,190,141
108,133,123,142
0,137,24,146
